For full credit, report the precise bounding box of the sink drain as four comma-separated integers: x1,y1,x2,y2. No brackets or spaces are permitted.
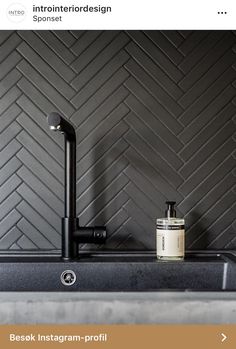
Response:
60,270,76,286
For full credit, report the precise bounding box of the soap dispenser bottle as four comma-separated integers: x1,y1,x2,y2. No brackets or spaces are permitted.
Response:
156,201,185,261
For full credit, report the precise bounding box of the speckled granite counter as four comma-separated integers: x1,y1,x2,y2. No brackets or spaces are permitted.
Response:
0,292,236,324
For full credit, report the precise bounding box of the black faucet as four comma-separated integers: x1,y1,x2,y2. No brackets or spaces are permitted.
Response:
47,112,106,260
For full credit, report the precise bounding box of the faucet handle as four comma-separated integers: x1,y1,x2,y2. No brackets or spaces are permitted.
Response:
93,227,107,243
74,226,107,244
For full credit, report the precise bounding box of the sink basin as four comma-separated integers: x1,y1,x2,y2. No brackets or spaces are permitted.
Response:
0,251,235,291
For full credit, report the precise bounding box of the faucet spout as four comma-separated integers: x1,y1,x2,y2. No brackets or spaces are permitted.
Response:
47,112,106,260
47,112,75,137
47,113,76,218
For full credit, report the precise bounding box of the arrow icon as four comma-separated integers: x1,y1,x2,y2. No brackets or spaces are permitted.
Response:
221,333,227,342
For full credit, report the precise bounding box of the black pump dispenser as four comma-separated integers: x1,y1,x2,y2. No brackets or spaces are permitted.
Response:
165,201,176,218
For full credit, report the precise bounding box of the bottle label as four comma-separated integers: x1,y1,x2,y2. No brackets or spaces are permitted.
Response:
156,227,185,257
156,224,184,230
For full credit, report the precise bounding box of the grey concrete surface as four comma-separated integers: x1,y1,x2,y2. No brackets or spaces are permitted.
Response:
0,292,236,324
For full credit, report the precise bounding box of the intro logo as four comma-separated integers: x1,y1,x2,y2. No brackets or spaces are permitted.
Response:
7,3,26,23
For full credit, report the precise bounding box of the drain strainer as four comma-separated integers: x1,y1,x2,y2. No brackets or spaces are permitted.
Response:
60,270,76,286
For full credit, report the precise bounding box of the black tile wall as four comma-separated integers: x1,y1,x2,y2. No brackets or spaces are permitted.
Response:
0,30,235,252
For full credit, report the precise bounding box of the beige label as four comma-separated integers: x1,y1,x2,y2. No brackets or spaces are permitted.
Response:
156,229,185,257
0,325,235,349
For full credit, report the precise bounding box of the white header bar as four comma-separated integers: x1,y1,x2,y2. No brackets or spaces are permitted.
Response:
0,0,236,30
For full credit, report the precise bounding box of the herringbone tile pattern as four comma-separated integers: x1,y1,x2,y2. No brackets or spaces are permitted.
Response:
0,30,235,252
